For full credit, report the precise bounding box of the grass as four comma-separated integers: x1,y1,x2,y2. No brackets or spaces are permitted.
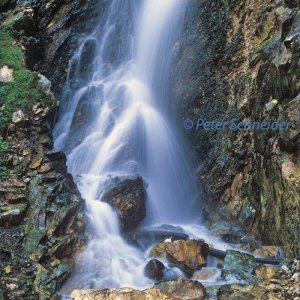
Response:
0,137,10,180
0,24,55,179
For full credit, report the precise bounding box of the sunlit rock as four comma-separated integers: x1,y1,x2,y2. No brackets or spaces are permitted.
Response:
150,239,207,274
252,246,284,260
154,276,206,300
254,265,276,281
12,110,25,124
71,288,177,300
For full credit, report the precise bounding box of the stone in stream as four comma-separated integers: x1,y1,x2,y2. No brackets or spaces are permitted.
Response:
150,239,207,275
101,175,147,231
144,259,165,280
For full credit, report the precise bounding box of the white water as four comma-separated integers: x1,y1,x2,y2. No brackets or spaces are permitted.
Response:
54,0,207,292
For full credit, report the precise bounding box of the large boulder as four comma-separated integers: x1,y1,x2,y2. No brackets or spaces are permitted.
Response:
101,176,147,231
154,277,206,300
222,250,258,284
150,239,207,274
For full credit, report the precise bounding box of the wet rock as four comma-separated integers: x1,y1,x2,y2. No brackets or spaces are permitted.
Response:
222,250,258,284
101,176,147,231
150,240,169,259
151,239,207,274
144,259,165,280
154,276,206,300
0,65,13,82
71,288,177,300
240,236,257,251
125,227,188,249
210,221,244,243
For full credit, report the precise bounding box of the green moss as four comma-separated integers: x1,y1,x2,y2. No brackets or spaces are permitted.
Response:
0,24,24,70
0,137,10,179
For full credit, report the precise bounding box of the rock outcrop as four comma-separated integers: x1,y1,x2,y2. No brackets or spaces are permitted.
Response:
174,0,300,257
0,103,87,299
101,176,147,231
0,1,101,297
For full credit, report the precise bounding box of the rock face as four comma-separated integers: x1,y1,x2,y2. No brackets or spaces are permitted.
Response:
0,1,109,297
101,176,147,231
7,0,109,95
174,0,300,257
0,104,87,299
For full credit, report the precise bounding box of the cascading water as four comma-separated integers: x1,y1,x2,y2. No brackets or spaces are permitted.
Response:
54,0,210,293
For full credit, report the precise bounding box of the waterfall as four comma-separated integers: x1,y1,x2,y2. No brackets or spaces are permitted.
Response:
54,0,201,292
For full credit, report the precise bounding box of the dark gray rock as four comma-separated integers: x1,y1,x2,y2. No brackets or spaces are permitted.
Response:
144,259,165,280
101,176,147,231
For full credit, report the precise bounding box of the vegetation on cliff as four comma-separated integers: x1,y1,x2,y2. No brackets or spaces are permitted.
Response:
0,23,55,178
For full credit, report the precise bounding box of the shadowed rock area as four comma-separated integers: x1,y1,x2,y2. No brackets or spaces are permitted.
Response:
173,0,300,258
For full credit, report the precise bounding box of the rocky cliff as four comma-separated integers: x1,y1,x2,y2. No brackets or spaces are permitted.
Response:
174,0,300,258
0,0,108,298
